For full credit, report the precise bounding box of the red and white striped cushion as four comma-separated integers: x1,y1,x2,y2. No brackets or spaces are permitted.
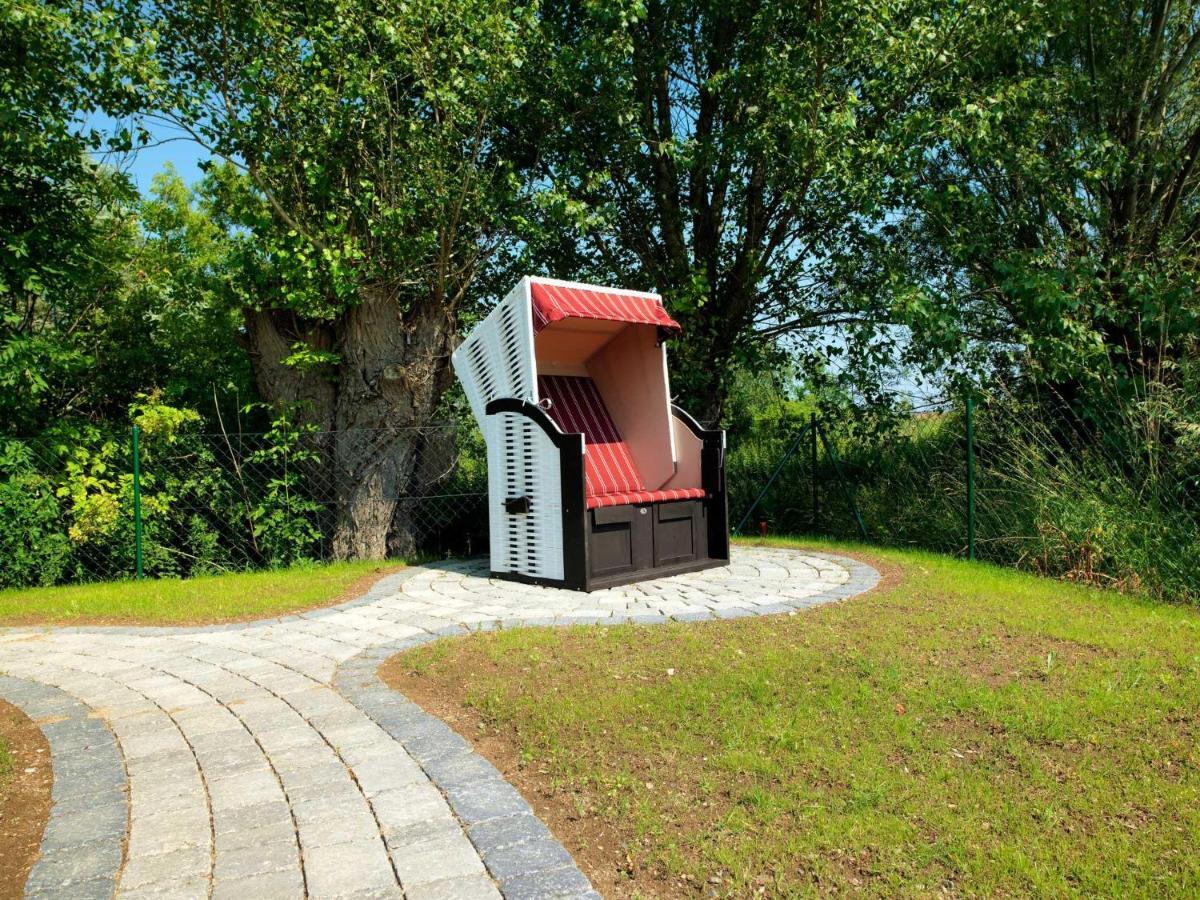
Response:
585,487,707,510
538,375,644,496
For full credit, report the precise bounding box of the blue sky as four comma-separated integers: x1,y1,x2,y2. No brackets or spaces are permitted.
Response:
90,114,211,194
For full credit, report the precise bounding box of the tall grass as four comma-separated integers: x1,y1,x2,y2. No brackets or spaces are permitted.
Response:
727,395,1200,604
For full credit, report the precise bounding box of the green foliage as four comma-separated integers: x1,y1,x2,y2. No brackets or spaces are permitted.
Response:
874,0,1200,409
0,468,72,586
1,0,156,433
1,162,253,437
240,405,325,565
3,0,1199,604
0,398,329,586
516,0,1028,417
143,0,536,329
729,391,1200,603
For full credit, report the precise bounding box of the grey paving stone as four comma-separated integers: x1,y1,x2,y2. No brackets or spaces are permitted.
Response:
24,874,117,900
444,777,530,824
421,749,502,790
119,844,210,890
390,827,487,886
297,809,381,848
1,547,877,900
404,872,502,900
119,876,210,899
212,865,305,900
499,864,597,899
468,812,554,854
31,835,124,886
671,610,714,622
207,768,285,808
292,790,370,826
46,783,126,816
483,837,577,882
212,798,293,835
40,798,127,851
303,838,398,897
214,818,296,854
213,840,298,881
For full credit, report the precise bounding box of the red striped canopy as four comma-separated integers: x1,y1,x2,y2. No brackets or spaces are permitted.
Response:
530,280,681,335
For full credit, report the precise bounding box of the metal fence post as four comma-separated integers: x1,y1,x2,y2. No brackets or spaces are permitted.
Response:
810,412,819,532
734,421,813,535
132,424,144,580
965,393,976,561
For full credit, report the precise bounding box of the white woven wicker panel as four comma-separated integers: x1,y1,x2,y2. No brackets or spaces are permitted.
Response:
486,410,564,581
453,280,537,430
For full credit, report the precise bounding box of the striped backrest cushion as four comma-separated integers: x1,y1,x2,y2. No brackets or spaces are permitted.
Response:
537,375,644,496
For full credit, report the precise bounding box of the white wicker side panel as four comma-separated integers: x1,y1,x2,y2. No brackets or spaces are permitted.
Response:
452,281,537,430
485,411,565,581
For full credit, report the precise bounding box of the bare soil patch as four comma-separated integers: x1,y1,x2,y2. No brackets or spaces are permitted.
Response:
0,699,52,899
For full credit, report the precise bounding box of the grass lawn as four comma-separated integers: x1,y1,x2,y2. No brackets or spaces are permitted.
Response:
0,560,401,626
387,538,1200,898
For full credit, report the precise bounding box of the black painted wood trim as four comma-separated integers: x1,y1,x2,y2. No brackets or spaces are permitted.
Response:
485,398,580,448
669,403,717,439
560,433,588,590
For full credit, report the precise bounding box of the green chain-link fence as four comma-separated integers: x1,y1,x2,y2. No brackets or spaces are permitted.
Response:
727,393,1200,601
5,394,1198,601
1,420,487,587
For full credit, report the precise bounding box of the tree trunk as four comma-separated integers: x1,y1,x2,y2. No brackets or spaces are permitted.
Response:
244,286,460,562
329,288,458,559
386,420,460,558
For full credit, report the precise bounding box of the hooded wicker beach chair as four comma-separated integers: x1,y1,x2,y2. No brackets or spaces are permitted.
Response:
452,276,729,590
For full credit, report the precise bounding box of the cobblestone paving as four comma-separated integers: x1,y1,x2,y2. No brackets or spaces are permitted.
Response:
0,548,877,899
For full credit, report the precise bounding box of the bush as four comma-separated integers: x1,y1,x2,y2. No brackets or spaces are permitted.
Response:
725,393,1200,604
0,469,72,587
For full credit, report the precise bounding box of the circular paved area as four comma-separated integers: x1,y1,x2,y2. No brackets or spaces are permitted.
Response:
0,547,877,899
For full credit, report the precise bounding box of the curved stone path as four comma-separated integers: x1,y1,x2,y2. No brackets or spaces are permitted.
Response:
0,548,877,899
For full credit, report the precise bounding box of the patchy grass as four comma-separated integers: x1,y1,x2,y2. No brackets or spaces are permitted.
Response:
0,560,402,626
385,538,1200,898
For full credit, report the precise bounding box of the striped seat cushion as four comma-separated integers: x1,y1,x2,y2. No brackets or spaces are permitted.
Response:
538,375,643,496
537,375,706,509
586,487,707,510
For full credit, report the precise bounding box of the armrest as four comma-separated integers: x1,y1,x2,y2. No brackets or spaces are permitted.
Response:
671,404,729,558
670,404,725,495
485,398,584,452
670,404,723,443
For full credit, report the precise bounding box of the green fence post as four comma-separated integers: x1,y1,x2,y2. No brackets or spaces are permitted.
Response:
734,421,813,534
132,424,144,580
965,393,976,561
810,411,819,532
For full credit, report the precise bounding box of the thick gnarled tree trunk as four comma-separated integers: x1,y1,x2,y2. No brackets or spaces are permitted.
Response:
244,285,460,561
